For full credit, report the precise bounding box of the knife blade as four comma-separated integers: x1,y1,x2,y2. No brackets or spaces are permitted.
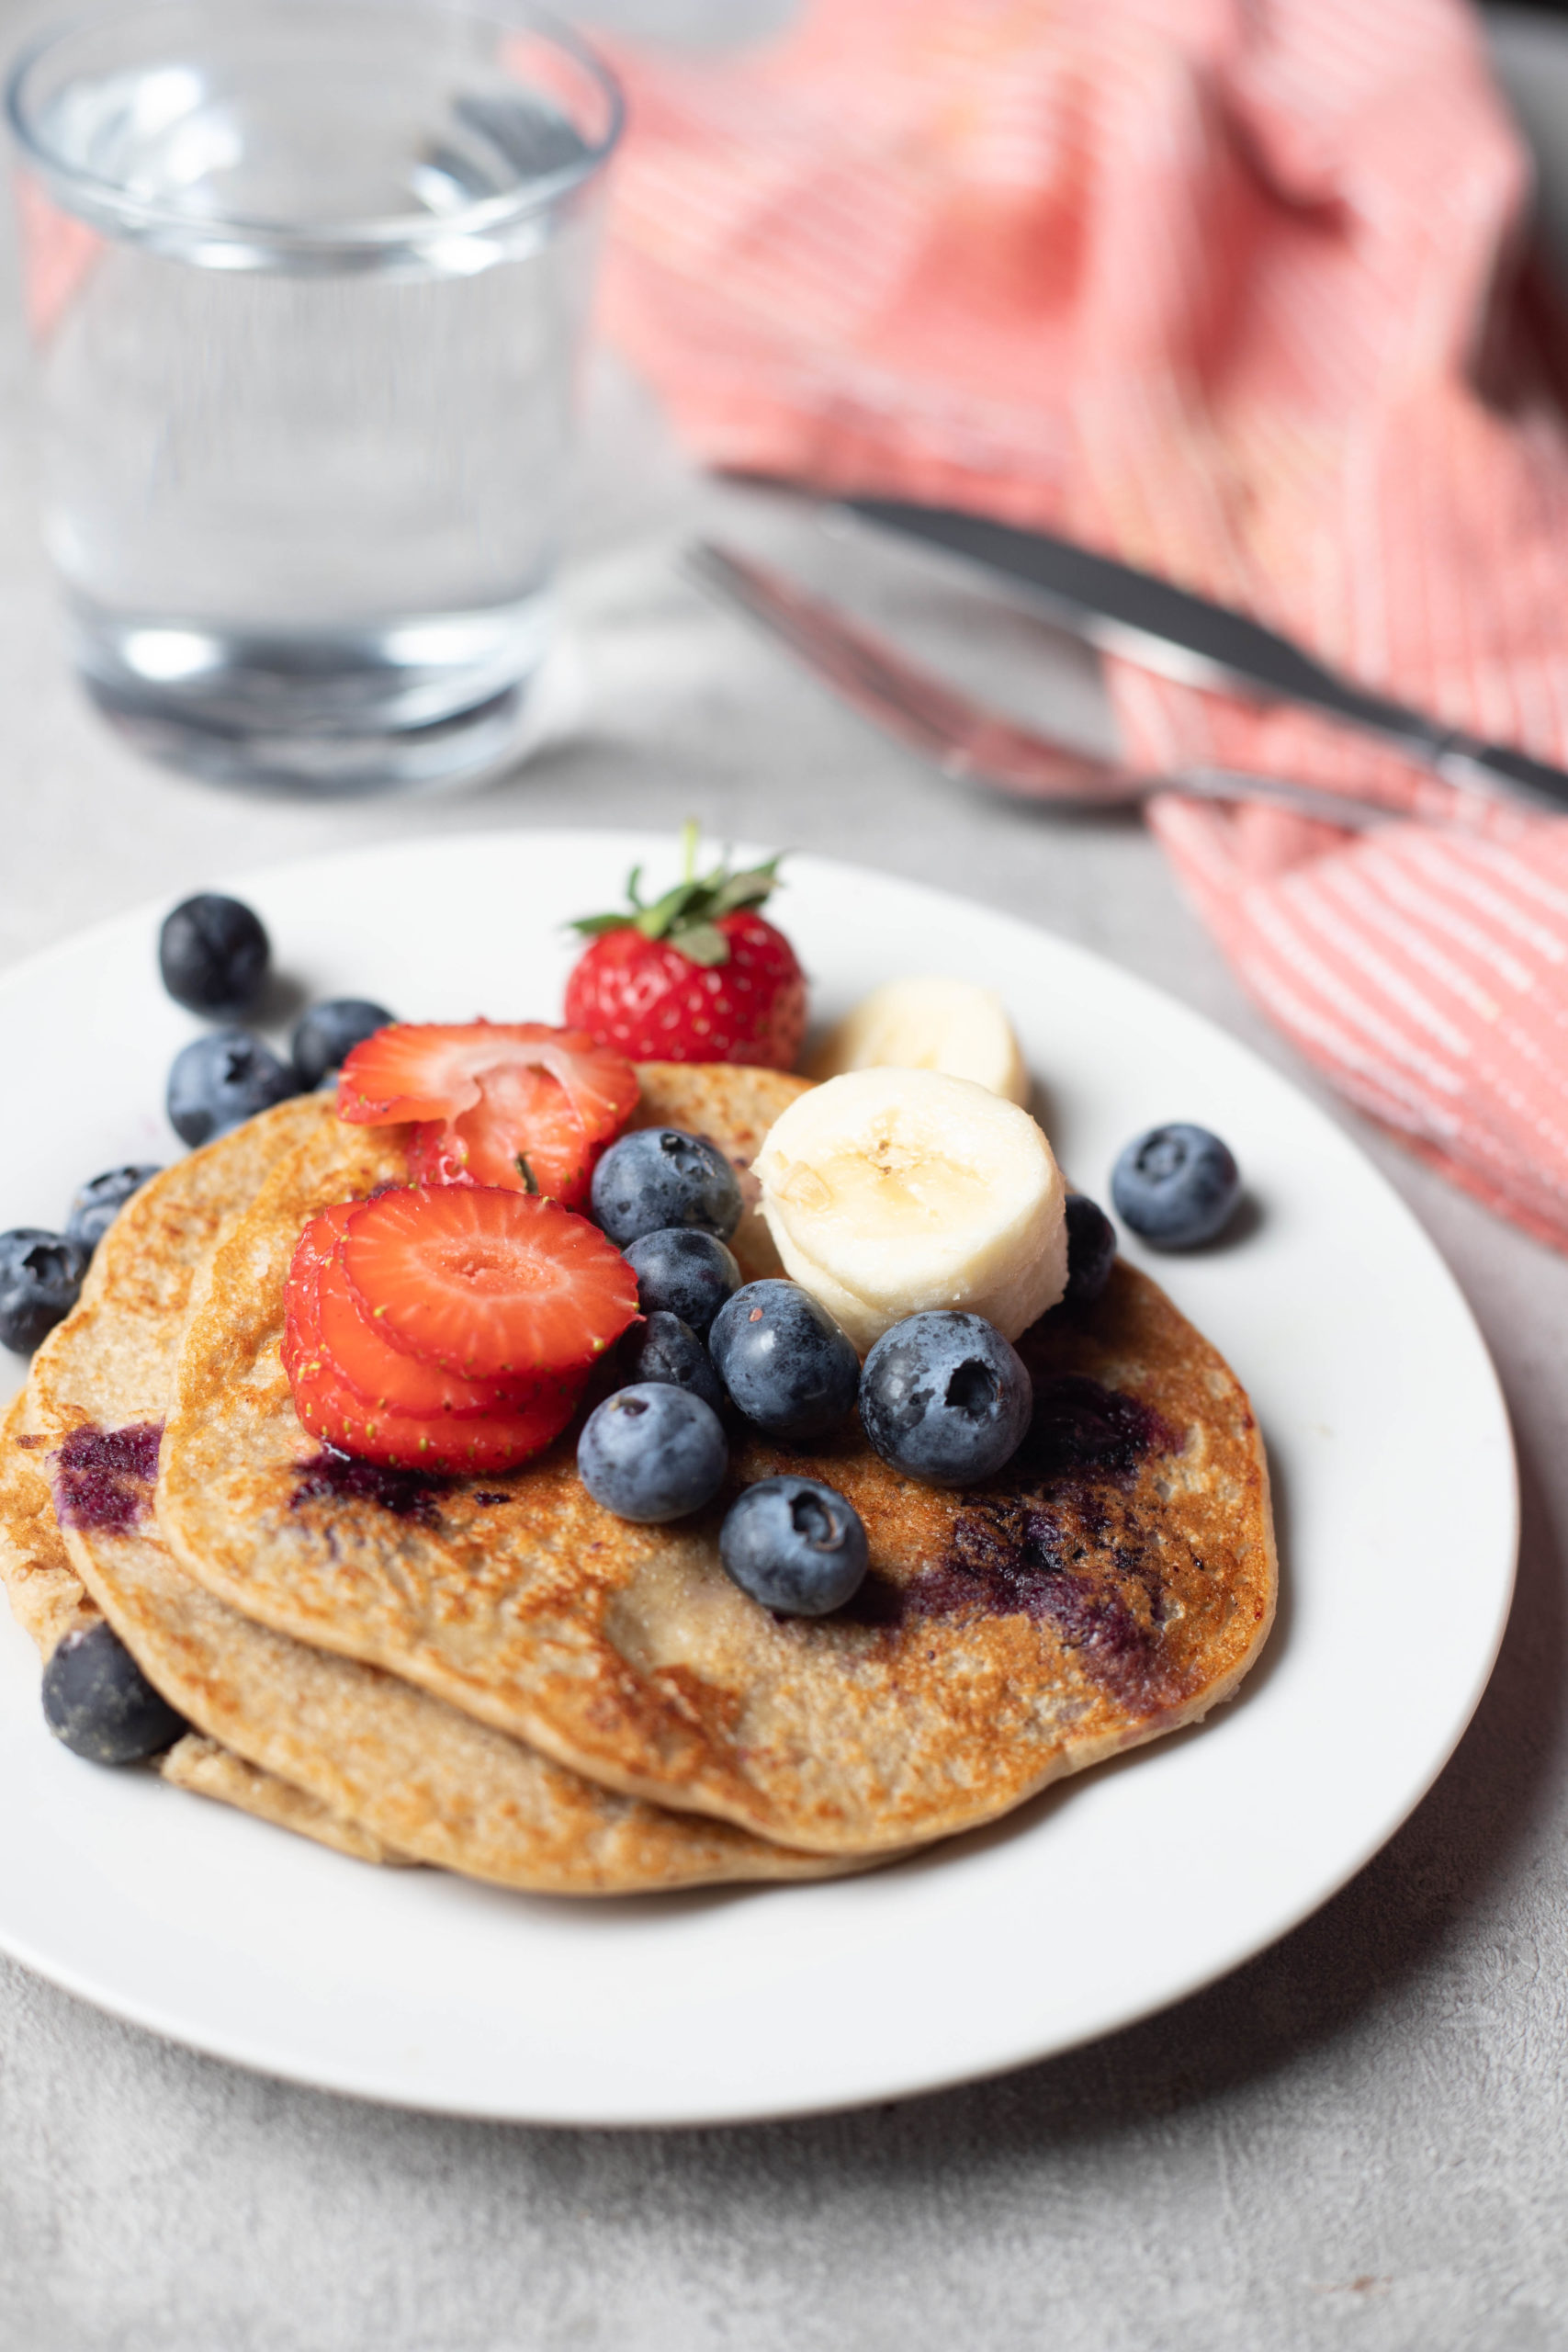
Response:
841,497,1568,817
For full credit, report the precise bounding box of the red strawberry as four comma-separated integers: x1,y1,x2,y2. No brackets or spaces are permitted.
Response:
564,831,807,1070
315,1239,570,1422
403,1057,600,1202
281,1199,587,1472
337,1023,637,1209
289,1346,578,1474
281,1203,351,1383
339,1183,638,1383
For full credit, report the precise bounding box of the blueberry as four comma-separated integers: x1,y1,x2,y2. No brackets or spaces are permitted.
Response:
41,1621,187,1763
577,1382,728,1523
624,1227,740,1336
1111,1123,1240,1249
719,1476,868,1617
708,1280,860,1442
0,1228,89,1355
64,1165,163,1255
859,1311,1032,1487
1062,1193,1117,1308
590,1128,742,1247
166,1029,299,1148
618,1311,727,1413
291,997,394,1090
158,893,270,1016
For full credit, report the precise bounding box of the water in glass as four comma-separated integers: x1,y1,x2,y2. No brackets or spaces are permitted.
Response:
11,4,617,793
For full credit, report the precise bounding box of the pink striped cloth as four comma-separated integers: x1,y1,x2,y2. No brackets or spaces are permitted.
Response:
597,0,1568,1250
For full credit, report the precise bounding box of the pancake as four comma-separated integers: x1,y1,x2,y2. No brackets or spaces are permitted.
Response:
26,1097,868,1893
157,1733,416,1863
0,1389,100,1657
0,1383,409,1861
0,1098,389,1859
160,1070,1277,1857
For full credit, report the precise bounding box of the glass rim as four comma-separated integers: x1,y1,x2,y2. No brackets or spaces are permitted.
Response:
5,0,624,253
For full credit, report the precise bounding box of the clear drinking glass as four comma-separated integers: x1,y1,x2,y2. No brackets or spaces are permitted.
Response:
6,0,621,795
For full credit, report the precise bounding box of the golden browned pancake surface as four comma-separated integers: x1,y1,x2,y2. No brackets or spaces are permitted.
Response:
159,1069,1277,1856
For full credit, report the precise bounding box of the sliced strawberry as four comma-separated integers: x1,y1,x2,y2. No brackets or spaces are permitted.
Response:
337,1023,637,1206
343,1022,637,1209
283,1199,583,1468
289,1347,580,1474
281,1204,354,1383
315,1240,568,1421
404,1050,600,1204
340,1184,638,1382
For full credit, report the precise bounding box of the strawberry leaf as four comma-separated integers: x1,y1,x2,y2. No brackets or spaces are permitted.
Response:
634,879,707,939
705,861,780,920
674,922,728,967
566,836,787,966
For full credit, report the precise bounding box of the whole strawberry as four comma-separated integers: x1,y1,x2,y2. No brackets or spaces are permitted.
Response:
564,832,807,1070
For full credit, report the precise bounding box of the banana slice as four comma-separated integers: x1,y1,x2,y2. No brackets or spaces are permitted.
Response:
807,977,1030,1104
754,1068,1066,1351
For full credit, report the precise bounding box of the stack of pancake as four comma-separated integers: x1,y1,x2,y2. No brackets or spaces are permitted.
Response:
0,1066,1276,1895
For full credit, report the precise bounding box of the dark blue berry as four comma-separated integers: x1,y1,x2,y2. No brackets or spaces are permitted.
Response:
577,1382,728,1523
65,1165,162,1255
859,1311,1032,1487
624,1227,740,1336
618,1311,727,1413
708,1280,859,1442
590,1128,741,1247
1062,1193,1117,1308
166,1029,299,1148
719,1477,868,1617
1111,1124,1240,1250
41,1621,186,1763
158,893,270,1016
0,1228,89,1354
291,998,394,1090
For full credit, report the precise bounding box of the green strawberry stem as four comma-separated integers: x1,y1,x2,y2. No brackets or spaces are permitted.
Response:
568,826,784,970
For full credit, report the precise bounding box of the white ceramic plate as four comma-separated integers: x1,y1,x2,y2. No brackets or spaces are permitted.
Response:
0,829,1516,2125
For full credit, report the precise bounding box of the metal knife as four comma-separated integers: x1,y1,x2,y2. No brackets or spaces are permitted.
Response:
840,497,1568,817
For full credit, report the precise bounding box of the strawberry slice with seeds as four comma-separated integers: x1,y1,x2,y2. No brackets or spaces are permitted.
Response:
340,1184,638,1383
316,1239,568,1422
337,1021,634,1131
338,1022,637,1208
281,1203,353,1383
282,1200,584,1468
289,1347,580,1474
403,1057,598,1204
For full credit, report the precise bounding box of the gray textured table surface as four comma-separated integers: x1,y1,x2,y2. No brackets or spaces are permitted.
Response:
3,6,1568,2347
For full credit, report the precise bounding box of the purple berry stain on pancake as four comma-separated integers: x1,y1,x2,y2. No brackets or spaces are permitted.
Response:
51,1421,164,1532
1016,1375,1171,1479
291,1445,450,1526
860,1378,1191,1713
